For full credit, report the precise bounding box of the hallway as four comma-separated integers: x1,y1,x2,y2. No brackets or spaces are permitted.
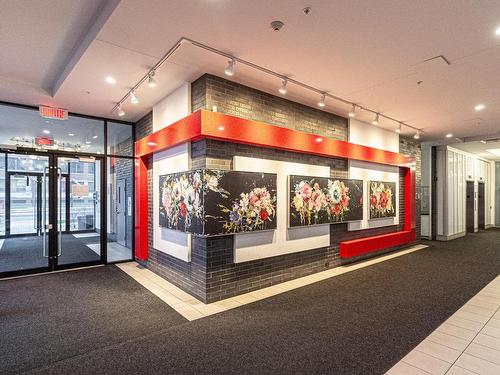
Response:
1,230,498,374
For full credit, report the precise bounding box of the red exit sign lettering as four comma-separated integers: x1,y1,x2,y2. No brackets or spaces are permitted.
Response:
39,106,68,120
35,137,54,146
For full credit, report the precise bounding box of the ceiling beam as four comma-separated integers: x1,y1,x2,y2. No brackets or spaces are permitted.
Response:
49,0,122,97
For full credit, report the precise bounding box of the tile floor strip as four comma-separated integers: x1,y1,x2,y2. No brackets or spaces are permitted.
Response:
387,275,500,375
117,244,428,321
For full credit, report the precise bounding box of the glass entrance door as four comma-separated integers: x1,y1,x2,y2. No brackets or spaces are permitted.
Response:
55,156,103,268
0,152,104,276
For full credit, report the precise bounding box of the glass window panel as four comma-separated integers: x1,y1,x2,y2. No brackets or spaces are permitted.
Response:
0,104,104,154
106,157,133,262
107,121,133,156
0,153,5,236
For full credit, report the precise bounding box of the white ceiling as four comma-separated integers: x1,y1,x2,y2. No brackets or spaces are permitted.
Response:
2,0,500,143
451,140,500,161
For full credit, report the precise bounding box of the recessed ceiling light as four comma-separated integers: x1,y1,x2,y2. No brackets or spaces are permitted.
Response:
105,76,116,84
92,135,98,139
480,140,487,144
445,133,453,138
474,103,485,111
495,26,500,36
42,129,50,134
68,133,74,137
86,141,91,144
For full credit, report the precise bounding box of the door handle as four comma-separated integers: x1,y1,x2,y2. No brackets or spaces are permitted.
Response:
42,167,49,258
57,167,62,257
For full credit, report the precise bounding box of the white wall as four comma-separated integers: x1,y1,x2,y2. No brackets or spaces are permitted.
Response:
152,143,191,262
348,118,399,153
152,83,191,132
348,160,399,230
435,146,494,240
232,156,330,263
348,118,400,231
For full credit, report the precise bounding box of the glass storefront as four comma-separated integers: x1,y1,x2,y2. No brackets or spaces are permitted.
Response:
0,103,134,276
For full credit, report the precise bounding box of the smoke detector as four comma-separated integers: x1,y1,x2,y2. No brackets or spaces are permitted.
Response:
270,20,284,31
302,7,312,15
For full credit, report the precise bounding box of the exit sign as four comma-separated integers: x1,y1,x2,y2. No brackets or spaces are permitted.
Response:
39,106,68,120
35,137,54,146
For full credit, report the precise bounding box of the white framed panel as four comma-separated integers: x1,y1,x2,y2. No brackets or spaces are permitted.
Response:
348,160,399,231
232,156,330,263
152,143,191,262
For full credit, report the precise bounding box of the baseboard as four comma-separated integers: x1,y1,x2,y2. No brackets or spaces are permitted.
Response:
436,231,466,241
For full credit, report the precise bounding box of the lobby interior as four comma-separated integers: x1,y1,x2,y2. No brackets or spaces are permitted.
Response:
0,1,499,374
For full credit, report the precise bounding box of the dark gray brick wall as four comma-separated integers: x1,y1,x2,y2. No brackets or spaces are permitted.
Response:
135,77,421,303
192,74,348,141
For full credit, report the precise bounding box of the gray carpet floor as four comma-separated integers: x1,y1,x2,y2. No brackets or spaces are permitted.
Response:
0,234,100,273
1,229,499,374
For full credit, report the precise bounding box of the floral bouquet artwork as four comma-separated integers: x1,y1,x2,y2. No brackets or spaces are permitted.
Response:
369,181,396,219
159,170,204,233
289,175,363,227
204,170,277,235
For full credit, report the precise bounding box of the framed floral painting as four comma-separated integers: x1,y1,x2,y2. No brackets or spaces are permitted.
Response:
288,175,363,227
368,181,397,219
204,170,277,235
159,170,204,234
159,169,277,236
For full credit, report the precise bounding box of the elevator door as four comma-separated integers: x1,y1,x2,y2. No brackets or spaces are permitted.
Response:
478,182,485,230
466,181,475,233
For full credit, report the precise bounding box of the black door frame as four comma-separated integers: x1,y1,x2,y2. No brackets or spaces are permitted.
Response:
0,150,106,277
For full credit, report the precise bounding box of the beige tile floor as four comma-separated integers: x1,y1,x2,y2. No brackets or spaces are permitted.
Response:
387,275,500,375
117,244,428,321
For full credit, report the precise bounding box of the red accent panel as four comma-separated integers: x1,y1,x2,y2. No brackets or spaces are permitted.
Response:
135,110,202,157
340,230,416,259
135,155,149,260
404,166,416,231
201,111,414,167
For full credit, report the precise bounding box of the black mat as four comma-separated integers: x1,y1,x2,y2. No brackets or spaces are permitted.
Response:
2,229,499,374
0,234,100,273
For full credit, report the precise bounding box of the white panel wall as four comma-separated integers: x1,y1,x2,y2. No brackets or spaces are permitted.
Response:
232,156,330,263
436,146,494,239
152,83,191,132
348,118,399,152
152,143,191,262
348,160,399,230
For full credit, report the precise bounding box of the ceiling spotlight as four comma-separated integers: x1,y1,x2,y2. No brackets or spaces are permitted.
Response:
105,76,116,84
224,59,236,76
496,26,500,36
68,133,74,137
42,129,51,134
147,71,157,87
414,130,421,140
130,91,139,104
318,94,326,108
445,133,453,138
93,135,98,139
348,104,356,118
117,104,125,117
86,141,91,144
480,140,487,144
474,103,485,111
395,122,402,134
278,79,288,95
372,113,379,126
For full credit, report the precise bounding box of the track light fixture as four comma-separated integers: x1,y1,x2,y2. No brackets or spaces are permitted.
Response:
318,93,326,108
112,38,422,136
414,130,421,140
148,71,157,87
117,104,125,117
224,59,236,76
395,122,402,134
348,104,356,118
279,79,288,95
130,91,139,104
